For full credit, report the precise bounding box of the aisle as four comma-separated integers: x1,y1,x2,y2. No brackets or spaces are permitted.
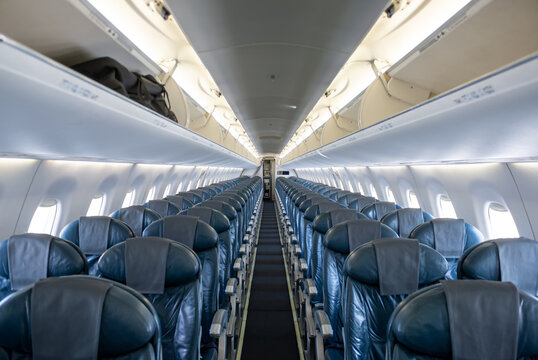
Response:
241,200,300,359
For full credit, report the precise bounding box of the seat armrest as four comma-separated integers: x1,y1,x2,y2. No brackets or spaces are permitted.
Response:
243,235,250,244
225,278,238,296
301,278,318,297
293,244,301,256
210,309,229,338
239,244,247,255
299,258,308,272
290,235,298,244
314,310,333,339
233,258,243,271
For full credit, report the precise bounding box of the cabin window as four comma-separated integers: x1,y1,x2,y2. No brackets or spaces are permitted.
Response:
146,186,156,202
488,203,519,238
386,187,395,202
122,189,136,208
28,200,59,234
176,182,183,193
438,194,457,218
186,181,192,191
407,190,420,208
86,194,105,216
347,180,353,191
163,184,172,197
369,184,378,199
357,182,364,195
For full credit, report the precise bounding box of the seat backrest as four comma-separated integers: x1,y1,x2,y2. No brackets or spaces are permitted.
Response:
323,220,398,345
381,208,435,238
99,237,202,360
176,191,203,205
386,280,538,360
361,201,402,220
144,199,181,217
0,234,87,300
213,195,244,244
347,196,376,211
337,192,364,206
188,189,211,201
310,209,367,293
164,195,194,210
342,239,447,359
180,206,232,307
458,237,538,296
60,216,134,276
200,200,239,261
409,218,483,279
142,215,219,353
335,191,353,204
110,205,161,236
326,189,340,201
0,276,161,360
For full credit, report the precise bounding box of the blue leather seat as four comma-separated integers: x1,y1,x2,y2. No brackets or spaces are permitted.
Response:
335,191,353,205
61,216,134,275
347,196,376,212
142,215,219,357
179,206,233,307
201,186,218,197
338,238,447,360
458,237,538,296
0,234,87,300
110,205,161,236
212,196,243,254
176,192,203,205
386,280,538,360
198,200,239,263
326,189,340,201
361,201,402,220
99,237,202,360
188,189,211,201
164,195,194,210
381,208,435,237
322,220,398,350
311,209,367,296
297,195,327,253
221,192,248,241
144,199,181,217
0,276,161,359
410,218,483,279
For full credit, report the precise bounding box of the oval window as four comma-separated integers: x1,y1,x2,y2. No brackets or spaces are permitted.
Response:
408,190,420,208
28,200,59,234
488,203,519,238
122,189,136,208
86,194,105,216
438,194,457,219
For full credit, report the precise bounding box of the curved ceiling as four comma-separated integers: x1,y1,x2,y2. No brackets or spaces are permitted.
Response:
167,0,390,154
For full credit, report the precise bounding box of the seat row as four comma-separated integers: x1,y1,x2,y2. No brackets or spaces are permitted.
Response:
275,176,538,360
0,176,263,360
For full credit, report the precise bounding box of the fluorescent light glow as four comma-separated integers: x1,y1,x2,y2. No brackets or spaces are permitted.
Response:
86,0,259,158
280,0,472,158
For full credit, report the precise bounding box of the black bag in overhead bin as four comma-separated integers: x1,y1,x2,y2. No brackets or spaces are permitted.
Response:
71,57,177,122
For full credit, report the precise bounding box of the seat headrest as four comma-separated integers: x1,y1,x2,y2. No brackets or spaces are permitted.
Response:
348,196,376,211
458,237,538,295
410,219,483,258
324,219,398,253
362,201,398,220
388,281,538,359
164,195,194,210
212,196,242,212
299,196,326,212
110,205,161,237
221,192,246,206
176,192,203,205
0,234,87,290
312,209,367,234
338,193,364,205
60,217,134,256
295,193,310,206
304,201,342,221
144,199,181,217
344,239,447,292
99,237,201,293
0,276,159,358
200,200,237,221
142,215,218,252
180,207,230,233
381,208,434,238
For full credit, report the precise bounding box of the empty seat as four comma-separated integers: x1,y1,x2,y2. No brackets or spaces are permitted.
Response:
212,195,243,252
198,200,239,264
334,191,353,205
297,195,326,251
386,280,538,360
458,237,538,296
164,195,194,210
61,216,134,275
188,189,211,201
347,196,376,212
321,220,398,350
0,276,161,359
410,218,483,279
176,191,203,205
99,237,203,360
179,207,233,307
0,234,87,300
142,216,220,357
144,199,181,217
361,201,402,220
336,238,447,360
110,205,161,236
381,208,434,238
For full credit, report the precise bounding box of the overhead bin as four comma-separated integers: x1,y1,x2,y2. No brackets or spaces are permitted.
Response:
282,53,538,168
0,36,256,168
